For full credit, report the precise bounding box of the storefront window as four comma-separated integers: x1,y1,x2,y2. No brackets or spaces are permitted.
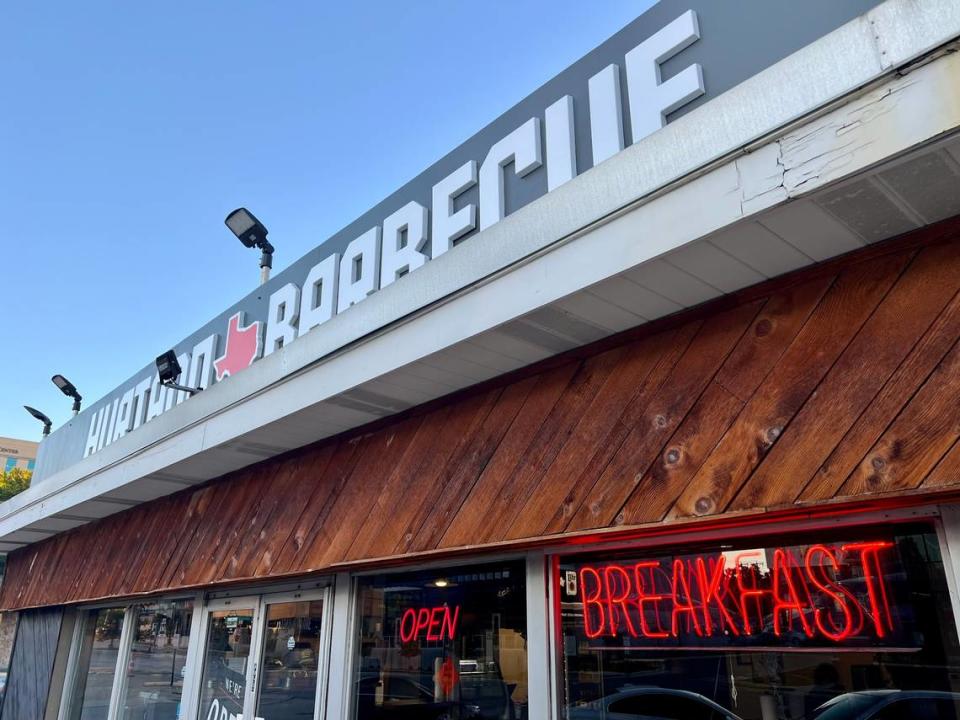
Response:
117,599,193,720
558,525,960,720
198,607,255,719
353,560,528,720
255,599,325,720
67,607,126,720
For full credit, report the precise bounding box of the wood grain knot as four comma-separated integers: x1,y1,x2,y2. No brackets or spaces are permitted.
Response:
755,318,773,337
694,497,713,515
653,414,667,428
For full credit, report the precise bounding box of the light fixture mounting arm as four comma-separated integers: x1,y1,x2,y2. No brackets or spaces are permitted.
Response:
161,380,202,396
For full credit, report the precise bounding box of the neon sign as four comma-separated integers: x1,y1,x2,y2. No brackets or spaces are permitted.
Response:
399,605,461,643
572,541,910,648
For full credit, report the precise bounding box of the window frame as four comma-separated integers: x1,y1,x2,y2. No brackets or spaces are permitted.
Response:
58,598,199,720
341,552,537,720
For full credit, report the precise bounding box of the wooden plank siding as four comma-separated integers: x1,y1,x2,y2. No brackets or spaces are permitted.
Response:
5,218,960,610
0,608,64,719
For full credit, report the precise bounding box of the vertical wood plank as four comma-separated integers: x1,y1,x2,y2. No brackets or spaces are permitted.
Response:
801,289,960,501
668,250,913,519
618,380,744,525
561,301,761,534
507,328,692,540
839,338,960,496
2,608,63,720
733,244,960,509
437,365,578,548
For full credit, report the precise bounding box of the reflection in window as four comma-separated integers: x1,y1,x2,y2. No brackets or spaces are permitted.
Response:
255,600,325,720
198,609,255,720
559,527,960,720
353,561,527,720
67,607,126,720
117,599,193,720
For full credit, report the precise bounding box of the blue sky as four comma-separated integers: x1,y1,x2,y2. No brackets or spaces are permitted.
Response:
0,1,651,441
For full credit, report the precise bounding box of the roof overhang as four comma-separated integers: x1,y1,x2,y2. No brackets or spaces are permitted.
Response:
2,0,960,552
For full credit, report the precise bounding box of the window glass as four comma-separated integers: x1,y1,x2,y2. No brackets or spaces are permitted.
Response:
67,607,126,720
117,599,193,720
255,599,325,720
198,608,255,720
559,526,960,720
353,560,527,720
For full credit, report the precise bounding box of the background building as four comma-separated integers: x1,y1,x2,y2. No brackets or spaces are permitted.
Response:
0,437,36,474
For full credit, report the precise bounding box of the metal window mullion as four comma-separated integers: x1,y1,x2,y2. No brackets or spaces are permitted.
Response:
937,506,960,630
106,607,136,720
177,594,206,720
56,610,89,720
184,600,214,720
323,572,357,720
546,554,563,720
313,586,335,720
526,551,553,720
246,599,267,718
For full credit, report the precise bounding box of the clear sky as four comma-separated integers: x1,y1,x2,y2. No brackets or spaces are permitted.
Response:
0,1,652,441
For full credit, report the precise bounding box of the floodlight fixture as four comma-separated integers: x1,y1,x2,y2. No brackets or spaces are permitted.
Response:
155,350,202,396
51,374,82,414
225,207,274,285
24,405,52,437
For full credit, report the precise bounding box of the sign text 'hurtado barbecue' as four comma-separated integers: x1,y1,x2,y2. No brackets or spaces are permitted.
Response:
80,10,705,460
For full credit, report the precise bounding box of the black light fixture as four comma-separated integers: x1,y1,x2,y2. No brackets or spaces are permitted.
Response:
155,350,202,396
225,207,274,285
51,374,82,415
24,405,52,437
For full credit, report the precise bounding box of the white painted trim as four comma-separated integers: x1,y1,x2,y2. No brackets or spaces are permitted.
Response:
192,595,262,720
186,603,212,720
324,573,356,720
250,587,330,720
546,554,562,720
314,586,335,720
937,504,960,632
526,551,552,720
206,577,331,601
8,0,960,549
106,608,134,720
56,610,87,720
178,595,205,720
246,599,267,718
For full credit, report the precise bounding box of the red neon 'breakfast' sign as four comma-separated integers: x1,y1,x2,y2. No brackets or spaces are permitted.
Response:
575,541,903,647
399,605,461,643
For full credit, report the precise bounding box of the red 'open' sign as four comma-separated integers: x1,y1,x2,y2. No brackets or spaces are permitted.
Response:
399,605,461,643
573,540,910,648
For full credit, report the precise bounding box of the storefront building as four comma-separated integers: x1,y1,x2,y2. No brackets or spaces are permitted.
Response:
3,1,960,719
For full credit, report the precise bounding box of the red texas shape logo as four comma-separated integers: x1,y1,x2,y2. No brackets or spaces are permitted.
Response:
213,311,263,382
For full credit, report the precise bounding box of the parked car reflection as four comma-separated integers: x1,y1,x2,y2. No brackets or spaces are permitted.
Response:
809,690,960,719
567,686,743,720
356,675,482,720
